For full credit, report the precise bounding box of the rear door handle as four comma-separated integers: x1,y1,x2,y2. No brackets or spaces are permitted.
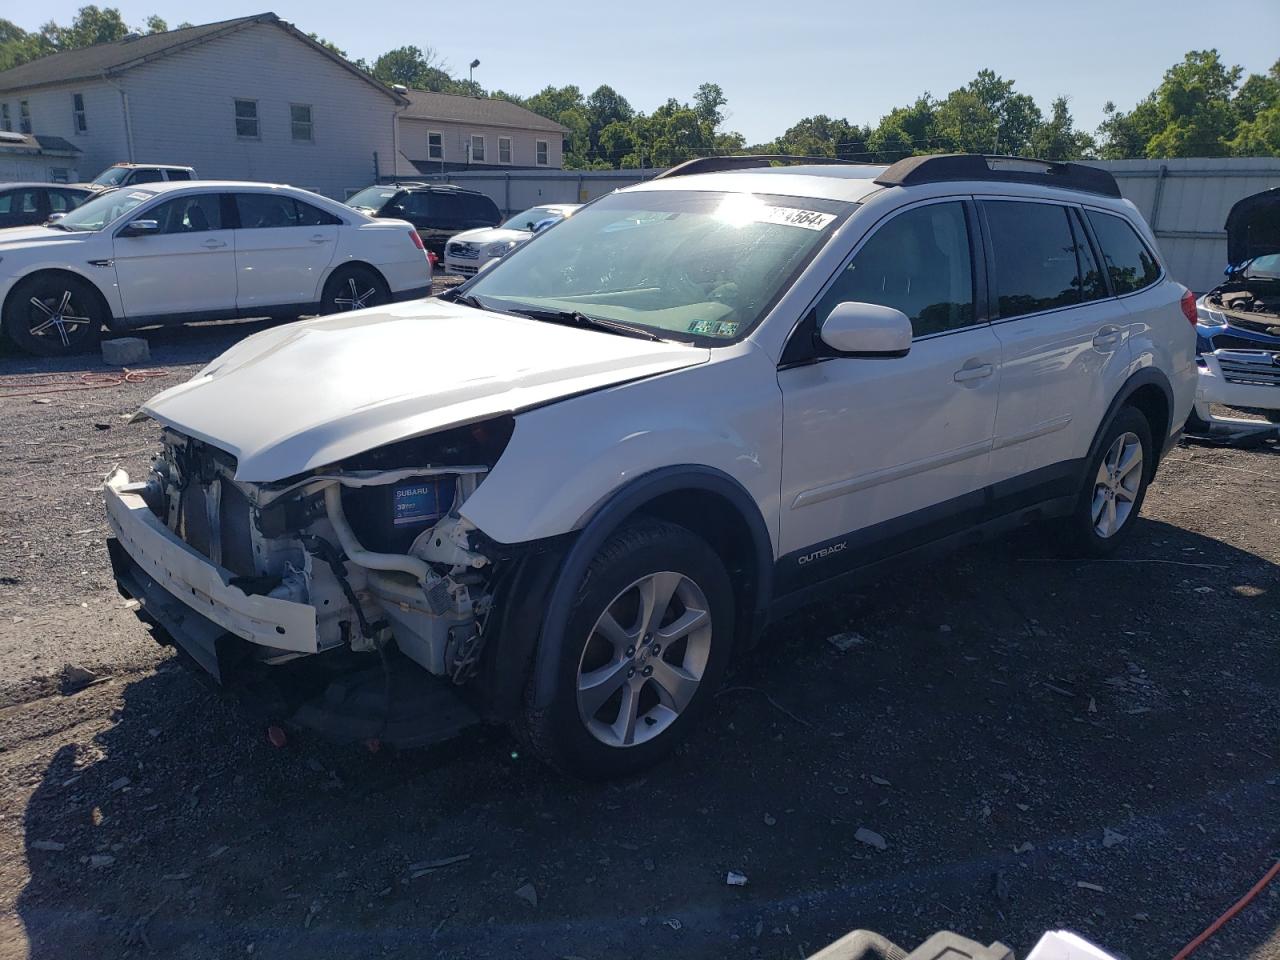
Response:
953,362,994,383
310,234,330,244
201,239,227,249
1093,325,1123,349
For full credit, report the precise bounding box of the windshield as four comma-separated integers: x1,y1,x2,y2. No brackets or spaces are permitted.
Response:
464,190,851,343
346,186,399,210
91,167,132,187
502,206,567,231
54,189,156,232
1242,252,1280,280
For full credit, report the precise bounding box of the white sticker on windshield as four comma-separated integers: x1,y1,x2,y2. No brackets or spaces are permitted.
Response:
126,192,152,201
761,207,836,231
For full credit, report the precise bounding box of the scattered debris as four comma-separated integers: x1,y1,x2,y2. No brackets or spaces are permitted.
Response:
763,813,777,827
31,840,65,851
161,873,190,881
1041,682,1075,698
409,853,471,877
1132,912,1149,922
61,663,100,693
108,776,131,792
1102,827,1127,849
1193,586,1214,594
208,845,229,859
1088,697,1098,714
827,631,868,652
1076,881,1105,893
89,854,115,868
869,775,890,786
1013,841,1034,854
303,899,322,928
726,871,748,887
992,870,1010,903
855,827,887,851
514,883,538,908
663,918,683,931
832,785,849,796
938,624,952,633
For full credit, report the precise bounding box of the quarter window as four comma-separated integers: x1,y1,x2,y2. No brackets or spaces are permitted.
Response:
291,104,313,141
427,131,443,160
470,135,485,163
234,193,340,228
536,139,549,166
19,100,31,134
817,201,975,338
0,104,9,131
1086,210,1162,295
234,99,259,138
498,136,512,164
983,200,1094,319
72,92,87,133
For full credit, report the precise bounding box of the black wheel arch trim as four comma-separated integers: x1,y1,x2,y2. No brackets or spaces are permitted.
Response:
1080,367,1175,489
527,465,773,712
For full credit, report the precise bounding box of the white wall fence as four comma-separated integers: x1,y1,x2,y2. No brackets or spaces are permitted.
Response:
420,157,1280,293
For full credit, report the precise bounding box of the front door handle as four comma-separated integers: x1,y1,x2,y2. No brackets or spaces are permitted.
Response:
953,362,994,383
1092,325,1123,349
201,239,227,249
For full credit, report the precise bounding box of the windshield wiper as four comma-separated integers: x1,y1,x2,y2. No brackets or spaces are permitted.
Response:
507,307,666,342
45,221,72,231
440,289,487,310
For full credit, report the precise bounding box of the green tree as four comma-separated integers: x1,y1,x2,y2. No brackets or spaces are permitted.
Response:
933,70,1042,154
144,15,166,33
370,45,461,92
40,5,131,48
867,95,936,160
1028,97,1096,159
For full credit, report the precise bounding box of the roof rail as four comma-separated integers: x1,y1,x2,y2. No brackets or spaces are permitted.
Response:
873,154,1121,198
653,155,867,180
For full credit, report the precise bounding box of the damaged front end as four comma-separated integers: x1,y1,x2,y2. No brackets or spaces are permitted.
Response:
105,418,522,746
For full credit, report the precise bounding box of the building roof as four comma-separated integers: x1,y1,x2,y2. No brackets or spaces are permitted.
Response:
400,89,567,134
0,12,406,104
0,131,81,157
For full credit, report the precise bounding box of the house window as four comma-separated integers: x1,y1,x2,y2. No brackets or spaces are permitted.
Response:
469,134,485,163
234,98,259,138
1,104,10,132
72,93,87,133
427,131,443,160
19,100,31,134
290,104,313,141
536,140,549,166
498,136,512,164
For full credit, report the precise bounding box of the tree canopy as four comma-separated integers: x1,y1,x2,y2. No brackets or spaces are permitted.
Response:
1,10,1277,165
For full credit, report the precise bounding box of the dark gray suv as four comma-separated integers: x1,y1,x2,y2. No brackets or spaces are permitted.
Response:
346,183,501,257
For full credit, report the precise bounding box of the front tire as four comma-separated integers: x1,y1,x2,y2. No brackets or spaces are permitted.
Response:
320,265,389,314
1058,406,1153,556
521,519,734,780
3,273,105,357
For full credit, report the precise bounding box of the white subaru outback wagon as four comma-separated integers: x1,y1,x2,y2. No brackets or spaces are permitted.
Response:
104,154,1197,778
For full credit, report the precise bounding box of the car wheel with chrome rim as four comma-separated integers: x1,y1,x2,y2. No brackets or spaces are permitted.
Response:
1059,406,1153,556
3,273,105,357
522,518,734,779
320,265,389,315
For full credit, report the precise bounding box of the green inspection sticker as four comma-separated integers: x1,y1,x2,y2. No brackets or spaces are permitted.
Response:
688,319,740,337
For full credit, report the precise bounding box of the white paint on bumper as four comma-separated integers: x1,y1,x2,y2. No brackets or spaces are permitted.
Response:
1194,350,1280,417
104,469,318,653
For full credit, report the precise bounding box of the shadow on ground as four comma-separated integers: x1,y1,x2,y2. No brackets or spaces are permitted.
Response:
15,519,1280,959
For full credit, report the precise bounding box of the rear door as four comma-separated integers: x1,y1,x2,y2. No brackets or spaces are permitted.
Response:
0,187,45,228
231,192,340,311
112,191,237,319
980,198,1130,496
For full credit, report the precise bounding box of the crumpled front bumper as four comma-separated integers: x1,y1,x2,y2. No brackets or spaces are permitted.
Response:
104,468,318,680
1193,349,1280,421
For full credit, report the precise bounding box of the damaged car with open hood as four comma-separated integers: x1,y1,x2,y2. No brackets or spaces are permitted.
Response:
105,155,1197,778
1191,185,1280,433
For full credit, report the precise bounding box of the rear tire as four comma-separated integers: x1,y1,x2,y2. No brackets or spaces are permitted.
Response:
3,273,105,357
1056,406,1153,557
320,265,389,314
520,519,734,780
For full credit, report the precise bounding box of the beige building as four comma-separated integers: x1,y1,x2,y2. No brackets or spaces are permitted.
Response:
395,89,566,177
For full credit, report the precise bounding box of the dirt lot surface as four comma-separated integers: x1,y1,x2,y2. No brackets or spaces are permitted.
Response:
0,310,1277,960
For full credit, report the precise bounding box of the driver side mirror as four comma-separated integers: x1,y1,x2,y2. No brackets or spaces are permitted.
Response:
120,219,159,237
46,212,66,224
531,217,558,233
818,301,912,357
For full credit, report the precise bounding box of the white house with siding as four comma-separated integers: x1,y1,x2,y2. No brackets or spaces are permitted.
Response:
0,13,566,199
395,89,566,177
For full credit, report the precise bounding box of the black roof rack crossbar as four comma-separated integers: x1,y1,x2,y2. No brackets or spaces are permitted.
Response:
873,154,1121,198
653,155,870,180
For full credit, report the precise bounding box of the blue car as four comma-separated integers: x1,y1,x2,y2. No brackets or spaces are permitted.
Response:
1191,186,1280,428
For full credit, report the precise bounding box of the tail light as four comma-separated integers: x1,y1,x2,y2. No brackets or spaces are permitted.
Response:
408,230,425,252
427,250,439,267
1180,287,1197,326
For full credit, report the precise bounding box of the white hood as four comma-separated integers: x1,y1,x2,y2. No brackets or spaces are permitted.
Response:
448,226,530,247
140,299,709,482
0,225,89,248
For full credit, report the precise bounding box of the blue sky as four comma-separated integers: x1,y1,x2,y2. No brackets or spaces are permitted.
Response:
14,0,1280,143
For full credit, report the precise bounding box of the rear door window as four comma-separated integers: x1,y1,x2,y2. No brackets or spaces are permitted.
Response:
129,169,165,185
165,169,193,181
235,193,300,229
1086,210,1161,294
458,193,500,226
983,200,1094,318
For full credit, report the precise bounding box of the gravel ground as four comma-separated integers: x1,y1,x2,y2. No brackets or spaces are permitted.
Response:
0,309,1277,960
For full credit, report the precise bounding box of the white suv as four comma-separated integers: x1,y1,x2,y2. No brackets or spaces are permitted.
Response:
103,155,1197,777
0,181,432,355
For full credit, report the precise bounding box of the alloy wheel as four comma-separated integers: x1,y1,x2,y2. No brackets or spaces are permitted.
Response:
333,277,377,311
1091,431,1143,538
26,290,92,348
576,571,713,748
